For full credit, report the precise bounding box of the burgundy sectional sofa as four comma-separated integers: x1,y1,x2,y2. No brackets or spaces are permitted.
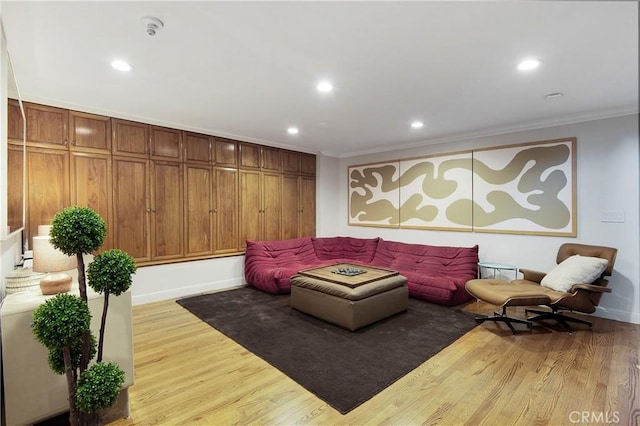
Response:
244,236,479,306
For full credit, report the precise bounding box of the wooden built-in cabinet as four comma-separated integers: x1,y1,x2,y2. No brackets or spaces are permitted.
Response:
69,111,111,153
112,119,149,158
8,99,24,141
25,103,68,148
112,157,151,262
15,100,316,265
70,152,113,251
151,126,182,161
282,174,316,239
150,161,184,261
184,132,212,164
261,147,282,172
25,147,70,246
239,170,283,249
184,163,214,257
213,167,240,254
214,138,237,167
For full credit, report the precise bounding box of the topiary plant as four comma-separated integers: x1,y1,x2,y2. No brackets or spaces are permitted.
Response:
76,362,125,413
33,206,135,426
50,206,106,302
87,249,136,361
32,293,91,426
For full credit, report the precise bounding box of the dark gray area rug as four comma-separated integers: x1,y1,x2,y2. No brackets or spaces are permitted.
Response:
177,287,477,414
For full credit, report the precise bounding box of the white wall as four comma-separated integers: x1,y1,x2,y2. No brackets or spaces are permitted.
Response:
130,255,245,305
316,114,640,324
0,16,24,299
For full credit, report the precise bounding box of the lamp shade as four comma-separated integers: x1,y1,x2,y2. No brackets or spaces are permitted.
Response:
32,236,77,273
37,225,53,236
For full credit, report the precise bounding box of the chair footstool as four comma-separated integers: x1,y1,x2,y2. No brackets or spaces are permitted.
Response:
466,279,552,335
475,306,532,335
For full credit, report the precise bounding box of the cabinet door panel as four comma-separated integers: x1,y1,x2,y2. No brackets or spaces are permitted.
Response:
300,154,316,176
185,165,213,256
214,138,237,166
8,99,24,141
281,175,300,240
261,147,281,172
70,153,113,251
239,170,261,249
151,127,182,161
112,119,149,157
25,148,70,246
282,151,300,174
239,143,260,169
69,111,111,152
151,161,183,260
25,103,68,147
184,132,212,163
113,157,150,262
300,176,316,237
262,173,282,241
214,168,239,254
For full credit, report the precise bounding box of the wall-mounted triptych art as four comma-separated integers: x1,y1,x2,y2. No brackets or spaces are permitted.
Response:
348,137,577,237
349,162,401,227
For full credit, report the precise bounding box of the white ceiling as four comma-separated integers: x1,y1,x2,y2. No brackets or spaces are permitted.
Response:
1,1,638,157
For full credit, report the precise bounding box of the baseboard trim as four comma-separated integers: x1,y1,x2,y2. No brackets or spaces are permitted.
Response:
594,306,640,325
132,278,246,306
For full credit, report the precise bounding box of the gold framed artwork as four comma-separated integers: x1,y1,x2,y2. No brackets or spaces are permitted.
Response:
398,152,473,231
348,161,400,227
348,137,577,237
472,138,576,236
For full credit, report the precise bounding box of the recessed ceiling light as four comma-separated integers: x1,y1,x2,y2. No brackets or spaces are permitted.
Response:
545,92,565,99
517,58,542,71
287,127,299,135
316,81,333,93
411,121,424,129
111,60,133,72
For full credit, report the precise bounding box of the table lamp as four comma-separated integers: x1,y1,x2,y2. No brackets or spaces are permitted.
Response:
32,234,77,295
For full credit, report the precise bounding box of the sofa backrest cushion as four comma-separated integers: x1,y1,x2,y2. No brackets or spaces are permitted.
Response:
372,239,478,278
312,237,380,263
245,237,319,267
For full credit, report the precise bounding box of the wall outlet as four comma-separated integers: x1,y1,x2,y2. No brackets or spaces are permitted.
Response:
601,210,625,223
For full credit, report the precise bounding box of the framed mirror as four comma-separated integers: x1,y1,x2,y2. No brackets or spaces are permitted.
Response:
1,52,26,240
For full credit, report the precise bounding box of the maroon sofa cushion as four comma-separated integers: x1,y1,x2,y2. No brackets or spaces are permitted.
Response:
312,236,380,263
372,239,479,305
244,237,321,293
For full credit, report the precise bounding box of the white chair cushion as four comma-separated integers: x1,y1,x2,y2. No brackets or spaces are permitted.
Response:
540,255,608,293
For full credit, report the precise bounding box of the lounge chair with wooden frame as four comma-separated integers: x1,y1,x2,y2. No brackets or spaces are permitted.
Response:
466,243,617,334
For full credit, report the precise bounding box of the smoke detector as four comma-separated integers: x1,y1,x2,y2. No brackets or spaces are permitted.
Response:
141,16,164,36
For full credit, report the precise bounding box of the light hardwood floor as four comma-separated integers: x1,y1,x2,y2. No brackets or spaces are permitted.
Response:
110,293,640,426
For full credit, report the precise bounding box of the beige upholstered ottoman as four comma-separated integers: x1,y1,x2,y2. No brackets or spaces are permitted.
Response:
290,273,408,331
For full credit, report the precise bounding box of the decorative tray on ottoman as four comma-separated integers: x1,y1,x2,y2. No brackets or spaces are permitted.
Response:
298,263,399,288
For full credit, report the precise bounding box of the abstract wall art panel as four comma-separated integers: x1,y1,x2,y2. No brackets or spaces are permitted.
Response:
399,152,473,231
348,162,400,227
471,138,576,236
348,137,577,237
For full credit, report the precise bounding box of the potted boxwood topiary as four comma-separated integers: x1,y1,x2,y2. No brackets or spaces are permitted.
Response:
32,206,136,426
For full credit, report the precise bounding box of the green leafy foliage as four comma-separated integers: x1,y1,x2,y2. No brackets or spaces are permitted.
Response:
76,362,125,413
50,206,107,256
47,333,97,375
87,249,137,296
32,294,91,349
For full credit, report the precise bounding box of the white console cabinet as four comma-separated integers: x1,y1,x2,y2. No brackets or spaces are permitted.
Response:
1,287,134,425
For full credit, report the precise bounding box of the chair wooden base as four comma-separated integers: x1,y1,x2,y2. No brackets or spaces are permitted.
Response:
525,308,592,333
475,306,532,335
